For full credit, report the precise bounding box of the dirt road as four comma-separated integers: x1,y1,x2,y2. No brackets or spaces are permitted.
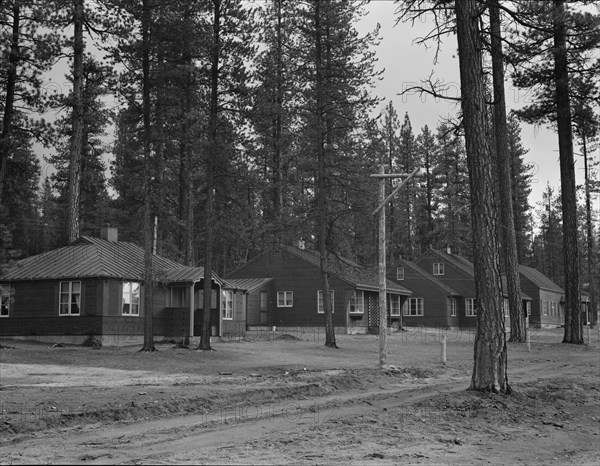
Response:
1,329,599,464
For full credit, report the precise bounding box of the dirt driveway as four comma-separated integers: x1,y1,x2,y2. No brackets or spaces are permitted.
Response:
1,327,599,464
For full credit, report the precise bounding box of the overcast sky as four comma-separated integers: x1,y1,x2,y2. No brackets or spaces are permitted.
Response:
360,0,599,219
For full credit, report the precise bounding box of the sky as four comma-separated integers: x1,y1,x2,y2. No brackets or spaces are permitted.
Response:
35,0,599,221
359,0,599,217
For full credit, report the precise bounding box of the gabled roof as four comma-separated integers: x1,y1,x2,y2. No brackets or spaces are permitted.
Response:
0,236,218,285
225,277,273,293
500,275,533,301
227,245,412,296
390,259,461,296
518,265,564,293
416,249,476,296
421,249,475,276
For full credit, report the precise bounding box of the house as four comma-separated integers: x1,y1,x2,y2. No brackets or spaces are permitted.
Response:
518,265,564,328
387,258,462,328
413,249,533,328
414,248,478,326
0,229,246,345
224,245,412,334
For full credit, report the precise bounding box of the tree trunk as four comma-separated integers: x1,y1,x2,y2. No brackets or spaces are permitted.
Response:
0,4,19,208
553,0,582,344
67,0,85,244
199,0,221,351
489,0,526,343
582,133,596,328
455,0,509,393
140,0,155,352
315,0,336,349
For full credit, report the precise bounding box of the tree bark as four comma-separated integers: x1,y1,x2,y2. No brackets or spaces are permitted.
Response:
489,0,526,343
553,0,582,344
582,133,596,328
140,0,155,352
67,0,85,243
315,0,336,349
455,0,509,393
0,4,19,208
199,0,221,351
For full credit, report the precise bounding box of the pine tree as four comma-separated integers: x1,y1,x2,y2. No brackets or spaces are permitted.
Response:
455,0,509,393
295,0,381,348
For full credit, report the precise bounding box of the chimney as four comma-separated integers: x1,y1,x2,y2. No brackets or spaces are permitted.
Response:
101,226,118,242
298,238,306,250
446,245,452,255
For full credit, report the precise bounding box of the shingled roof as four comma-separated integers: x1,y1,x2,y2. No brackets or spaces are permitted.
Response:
232,245,412,295
518,265,564,293
0,236,219,285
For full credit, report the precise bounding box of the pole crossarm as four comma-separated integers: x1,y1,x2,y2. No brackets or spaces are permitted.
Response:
370,173,413,178
371,167,421,216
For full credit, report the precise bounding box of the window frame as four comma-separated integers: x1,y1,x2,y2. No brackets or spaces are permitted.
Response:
403,297,424,316
433,262,444,276
390,295,402,316
277,291,293,308
503,298,510,317
317,290,335,314
222,290,234,320
396,267,405,281
448,297,457,317
348,290,365,314
122,281,141,316
466,298,477,317
0,284,10,317
59,281,81,316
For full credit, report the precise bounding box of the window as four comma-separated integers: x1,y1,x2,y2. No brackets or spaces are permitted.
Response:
0,284,10,317
317,290,334,314
542,300,548,316
59,281,81,316
390,295,401,316
396,267,405,281
122,281,140,316
503,299,510,317
550,301,556,317
222,290,233,320
448,297,457,317
196,289,218,309
466,298,476,317
403,298,424,316
348,290,364,314
433,262,444,276
526,301,531,317
277,291,293,307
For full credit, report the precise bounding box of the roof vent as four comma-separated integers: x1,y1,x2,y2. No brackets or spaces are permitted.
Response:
101,226,118,243
298,239,306,250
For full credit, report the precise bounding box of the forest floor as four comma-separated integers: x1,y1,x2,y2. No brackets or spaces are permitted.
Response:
1,327,599,465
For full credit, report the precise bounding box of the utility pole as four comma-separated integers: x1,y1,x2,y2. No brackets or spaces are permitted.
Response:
371,165,420,367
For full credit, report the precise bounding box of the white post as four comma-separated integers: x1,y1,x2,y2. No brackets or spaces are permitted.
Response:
189,284,195,343
441,333,447,365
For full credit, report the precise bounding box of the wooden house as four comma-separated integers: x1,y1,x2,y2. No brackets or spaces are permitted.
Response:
414,248,478,326
0,229,246,345
518,265,564,328
414,249,533,328
387,258,461,328
224,245,412,334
